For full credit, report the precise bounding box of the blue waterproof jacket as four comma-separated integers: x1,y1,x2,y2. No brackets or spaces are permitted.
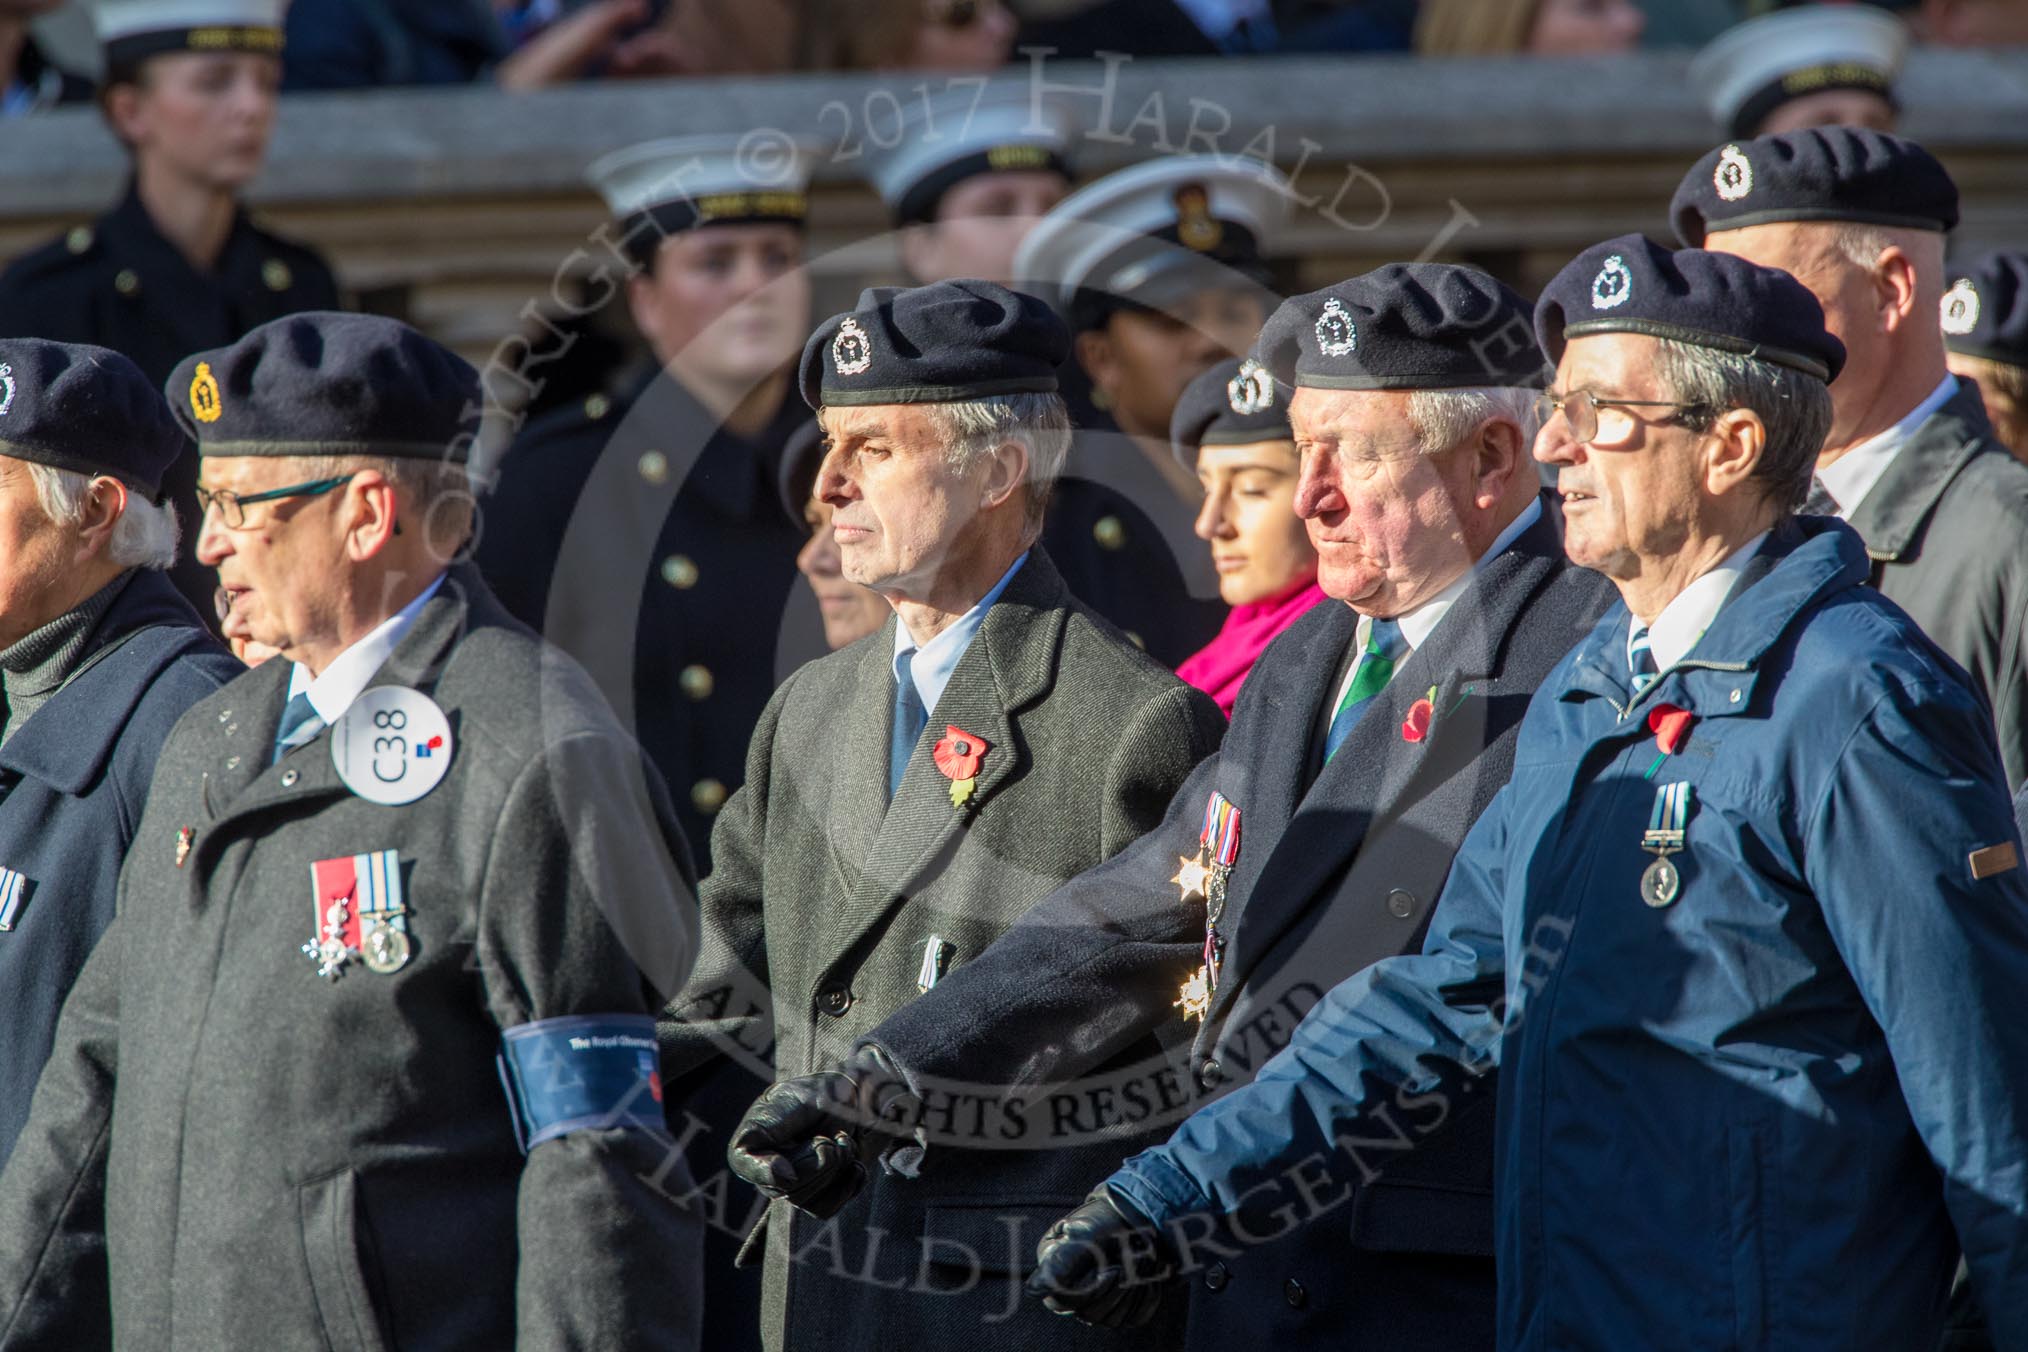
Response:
1109,518,2028,1350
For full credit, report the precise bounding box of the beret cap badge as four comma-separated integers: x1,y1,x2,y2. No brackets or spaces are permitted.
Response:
1941,279,1981,337
1174,183,1224,253
1226,358,1275,416
0,364,14,417
1591,255,1634,311
1714,144,1754,203
1314,298,1358,357
831,317,873,377
189,362,223,424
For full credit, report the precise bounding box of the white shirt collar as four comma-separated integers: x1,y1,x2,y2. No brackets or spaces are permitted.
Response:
892,552,1028,719
287,572,448,726
1629,531,1768,674
1815,374,1958,517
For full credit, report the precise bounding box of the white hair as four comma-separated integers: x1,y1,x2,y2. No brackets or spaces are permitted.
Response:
295,454,479,560
1405,386,1542,457
27,463,181,570
918,393,1074,541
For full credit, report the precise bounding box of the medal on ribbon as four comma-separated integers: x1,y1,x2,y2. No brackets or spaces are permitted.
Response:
1639,780,1692,908
304,850,411,979
1176,792,1242,1021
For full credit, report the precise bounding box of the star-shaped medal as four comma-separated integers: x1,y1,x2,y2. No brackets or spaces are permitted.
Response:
1175,965,1212,1022
1172,852,1211,904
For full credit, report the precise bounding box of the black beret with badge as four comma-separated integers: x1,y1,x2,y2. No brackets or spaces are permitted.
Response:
97,0,285,75
1536,233,1847,384
0,338,185,498
167,311,485,461
1942,251,2028,372
1254,263,1546,393
799,280,1070,410
1670,126,1959,247
1169,356,1292,470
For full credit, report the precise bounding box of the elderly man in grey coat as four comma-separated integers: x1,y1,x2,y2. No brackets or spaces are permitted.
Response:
0,340,242,1170
0,313,701,1352
658,281,1225,1351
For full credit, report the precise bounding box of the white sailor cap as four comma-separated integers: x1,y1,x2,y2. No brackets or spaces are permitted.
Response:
864,87,1076,226
95,0,286,68
1691,4,1907,140
1013,153,1291,332
588,134,821,263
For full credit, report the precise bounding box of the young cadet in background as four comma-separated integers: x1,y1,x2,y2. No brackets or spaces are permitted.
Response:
0,0,340,620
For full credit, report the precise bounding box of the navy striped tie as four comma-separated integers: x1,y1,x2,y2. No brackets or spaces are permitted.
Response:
888,653,927,800
271,692,323,765
1628,624,1660,696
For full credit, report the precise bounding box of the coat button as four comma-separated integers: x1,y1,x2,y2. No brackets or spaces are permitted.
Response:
690,778,727,814
1204,1261,1229,1292
584,393,612,421
1730,688,1742,703
679,665,714,701
661,555,699,589
638,450,670,484
1198,1058,1223,1089
261,258,293,292
114,269,141,297
66,225,94,254
1125,630,1145,650
818,985,852,1017
1284,1278,1307,1308
281,769,300,787
1093,515,1127,551
1386,889,1415,919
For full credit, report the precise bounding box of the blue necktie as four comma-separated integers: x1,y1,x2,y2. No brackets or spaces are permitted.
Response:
272,692,322,765
1323,617,1408,763
888,652,928,800
1628,624,1660,696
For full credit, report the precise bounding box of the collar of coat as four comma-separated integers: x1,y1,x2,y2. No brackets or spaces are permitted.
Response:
1846,382,2009,563
0,569,224,794
1560,514,1870,718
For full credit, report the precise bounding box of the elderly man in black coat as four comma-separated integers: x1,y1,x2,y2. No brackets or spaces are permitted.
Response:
0,340,243,1169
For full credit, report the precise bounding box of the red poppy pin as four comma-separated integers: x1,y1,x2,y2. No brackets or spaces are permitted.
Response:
1401,687,1437,743
933,726,991,809
1644,703,1695,778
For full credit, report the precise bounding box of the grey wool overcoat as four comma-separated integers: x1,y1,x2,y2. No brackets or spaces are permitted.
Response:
660,546,1226,1351
0,564,703,1352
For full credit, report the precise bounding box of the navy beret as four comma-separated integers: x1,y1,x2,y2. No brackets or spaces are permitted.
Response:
1536,233,1846,384
1254,264,1546,393
777,419,825,519
1942,251,2028,370
800,280,1069,410
1169,357,1293,470
0,339,183,498
1671,127,1958,247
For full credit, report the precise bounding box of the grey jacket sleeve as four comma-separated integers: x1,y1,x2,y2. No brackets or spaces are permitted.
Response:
475,730,702,1352
0,910,121,1352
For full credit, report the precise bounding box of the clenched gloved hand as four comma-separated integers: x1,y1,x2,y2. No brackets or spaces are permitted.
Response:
726,1043,920,1219
1026,1183,1177,1328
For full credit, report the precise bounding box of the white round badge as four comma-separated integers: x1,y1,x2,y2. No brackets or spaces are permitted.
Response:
332,686,454,806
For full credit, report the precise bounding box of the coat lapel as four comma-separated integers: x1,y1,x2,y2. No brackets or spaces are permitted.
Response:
1846,385,1993,565
822,625,906,899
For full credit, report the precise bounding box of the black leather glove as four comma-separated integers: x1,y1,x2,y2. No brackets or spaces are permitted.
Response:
726,1044,920,1219
1026,1184,1177,1328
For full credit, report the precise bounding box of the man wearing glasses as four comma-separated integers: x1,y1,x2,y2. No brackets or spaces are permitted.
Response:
0,312,703,1350
1028,237,2028,1351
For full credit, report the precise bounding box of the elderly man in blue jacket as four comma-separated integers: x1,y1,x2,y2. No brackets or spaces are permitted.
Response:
1030,235,2028,1350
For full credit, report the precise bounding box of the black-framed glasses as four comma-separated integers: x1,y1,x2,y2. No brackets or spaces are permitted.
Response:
195,474,354,530
1534,389,1711,448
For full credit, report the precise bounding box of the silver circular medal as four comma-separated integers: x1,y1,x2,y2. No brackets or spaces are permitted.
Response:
362,921,412,974
1640,856,1680,909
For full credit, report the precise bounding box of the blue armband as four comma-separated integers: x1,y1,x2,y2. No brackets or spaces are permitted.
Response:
496,1014,670,1151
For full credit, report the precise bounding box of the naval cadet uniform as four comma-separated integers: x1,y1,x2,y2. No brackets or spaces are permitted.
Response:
0,1,340,622
1689,2,1906,139
668,282,1227,1351
1085,237,2028,1352
0,313,702,1352
0,341,242,1169
1674,127,2028,790
861,269,1614,1350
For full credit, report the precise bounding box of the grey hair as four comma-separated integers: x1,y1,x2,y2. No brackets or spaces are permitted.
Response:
1405,386,1542,457
1833,222,1945,278
27,464,181,570
297,454,479,559
1651,338,1834,513
918,392,1073,541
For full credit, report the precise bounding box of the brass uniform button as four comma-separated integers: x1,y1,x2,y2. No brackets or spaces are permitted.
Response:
1093,515,1127,551
261,258,293,292
1126,631,1146,651
637,450,669,484
114,269,141,297
65,225,94,254
679,664,714,701
660,554,699,590
691,778,727,815
584,393,612,421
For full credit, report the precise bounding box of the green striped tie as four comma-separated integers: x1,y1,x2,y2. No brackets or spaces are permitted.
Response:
1324,617,1406,762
